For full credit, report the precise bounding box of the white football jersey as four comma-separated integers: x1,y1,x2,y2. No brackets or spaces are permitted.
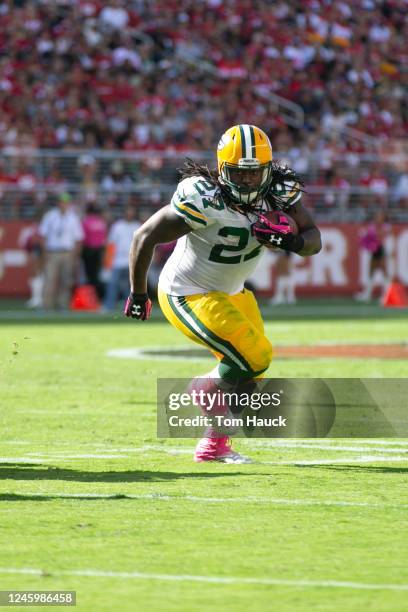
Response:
159,175,301,296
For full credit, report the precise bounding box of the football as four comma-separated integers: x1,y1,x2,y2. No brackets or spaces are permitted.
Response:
260,210,299,235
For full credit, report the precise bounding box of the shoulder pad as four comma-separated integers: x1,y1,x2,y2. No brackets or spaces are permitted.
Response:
170,177,221,229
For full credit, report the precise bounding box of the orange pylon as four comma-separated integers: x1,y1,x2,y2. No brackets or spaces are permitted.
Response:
70,284,100,311
382,281,408,308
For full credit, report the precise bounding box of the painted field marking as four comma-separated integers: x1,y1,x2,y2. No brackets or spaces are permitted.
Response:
2,441,31,445
95,443,408,457
267,439,408,447
4,438,408,451
106,347,211,361
0,457,46,464
260,455,408,465
1,453,408,466
29,453,131,459
95,443,408,455
5,492,408,510
2,447,408,463
244,442,408,454
0,455,130,462
0,567,407,592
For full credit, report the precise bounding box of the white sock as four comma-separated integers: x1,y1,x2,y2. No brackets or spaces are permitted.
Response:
286,277,296,303
28,275,44,306
272,276,289,304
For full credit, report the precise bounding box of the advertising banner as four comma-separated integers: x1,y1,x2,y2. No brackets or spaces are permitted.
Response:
1,221,407,297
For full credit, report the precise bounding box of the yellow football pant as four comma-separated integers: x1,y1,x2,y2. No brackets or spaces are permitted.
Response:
158,288,273,380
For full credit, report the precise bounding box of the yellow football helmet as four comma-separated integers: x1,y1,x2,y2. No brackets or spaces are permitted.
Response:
217,124,273,208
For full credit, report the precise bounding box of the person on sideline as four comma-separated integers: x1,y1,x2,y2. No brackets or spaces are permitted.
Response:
39,193,84,310
81,201,108,300
103,205,140,311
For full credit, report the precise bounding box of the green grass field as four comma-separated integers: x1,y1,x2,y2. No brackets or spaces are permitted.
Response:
1,303,408,611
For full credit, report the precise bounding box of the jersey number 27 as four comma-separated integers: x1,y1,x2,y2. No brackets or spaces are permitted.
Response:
209,227,261,264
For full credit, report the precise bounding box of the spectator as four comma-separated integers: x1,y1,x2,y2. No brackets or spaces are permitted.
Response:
19,214,44,309
0,0,407,222
39,193,84,310
355,211,391,302
103,205,140,311
100,160,134,207
393,172,408,209
99,1,129,31
270,252,297,305
77,154,98,204
0,0,404,156
81,201,108,300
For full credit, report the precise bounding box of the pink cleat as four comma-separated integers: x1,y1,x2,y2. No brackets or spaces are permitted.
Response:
194,436,252,464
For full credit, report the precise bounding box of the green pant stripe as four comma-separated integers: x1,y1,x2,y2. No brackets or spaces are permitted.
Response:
167,295,238,368
178,296,252,372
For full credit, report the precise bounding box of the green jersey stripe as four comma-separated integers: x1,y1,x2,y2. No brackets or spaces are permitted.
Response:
179,200,206,217
173,203,207,226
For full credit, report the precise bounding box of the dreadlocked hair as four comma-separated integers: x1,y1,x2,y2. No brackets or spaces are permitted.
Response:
178,157,219,186
177,157,306,216
265,161,306,212
177,157,239,212
271,162,305,188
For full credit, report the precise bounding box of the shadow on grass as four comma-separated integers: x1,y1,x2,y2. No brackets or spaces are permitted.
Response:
296,464,408,474
0,463,251,483
0,493,132,501
0,493,187,502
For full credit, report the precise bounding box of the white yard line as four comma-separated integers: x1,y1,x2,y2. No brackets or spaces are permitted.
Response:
2,447,408,463
0,455,131,462
267,439,408,447
0,457,46,463
260,455,408,465
244,441,408,454
28,449,130,459
5,492,408,510
4,439,408,449
0,567,406,591
104,443,408,456
106,347,211,361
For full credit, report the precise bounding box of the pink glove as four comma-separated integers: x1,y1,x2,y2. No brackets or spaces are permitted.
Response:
251,213,304,252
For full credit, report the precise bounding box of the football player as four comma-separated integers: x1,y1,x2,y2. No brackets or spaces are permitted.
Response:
126,124,321,463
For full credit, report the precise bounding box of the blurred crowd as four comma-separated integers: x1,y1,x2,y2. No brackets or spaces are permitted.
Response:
0,0,406,152
0,0,407,221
